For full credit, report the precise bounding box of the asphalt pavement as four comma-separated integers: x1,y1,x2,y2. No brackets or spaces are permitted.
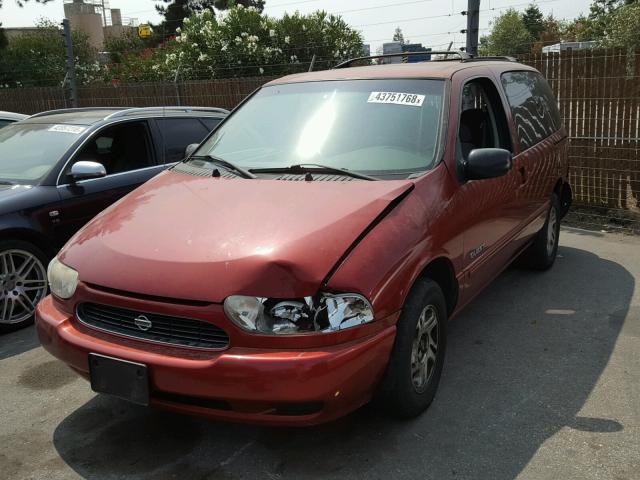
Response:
1,227,638,480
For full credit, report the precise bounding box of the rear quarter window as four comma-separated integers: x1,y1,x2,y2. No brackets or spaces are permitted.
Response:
155,118,210,163
500,71,562,151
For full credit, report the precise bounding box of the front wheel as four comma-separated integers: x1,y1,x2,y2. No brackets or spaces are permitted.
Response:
0,240,49,333
376,278,447,418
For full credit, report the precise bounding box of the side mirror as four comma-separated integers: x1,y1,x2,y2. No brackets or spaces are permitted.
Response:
69,161,107,182
184,143,199,159
465,148,512,180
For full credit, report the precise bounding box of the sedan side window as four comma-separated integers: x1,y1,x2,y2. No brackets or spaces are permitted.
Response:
155,118,210,163
66,121,154,180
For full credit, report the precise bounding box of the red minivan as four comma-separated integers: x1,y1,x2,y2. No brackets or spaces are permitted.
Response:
36,54,572,426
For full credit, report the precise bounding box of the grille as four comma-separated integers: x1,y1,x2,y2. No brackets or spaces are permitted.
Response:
77,303,229,350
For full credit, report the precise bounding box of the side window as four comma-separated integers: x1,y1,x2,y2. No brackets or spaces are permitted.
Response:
69,121,154,179
501,71,561,151
458,78,512,162
200,117,222,131
156,118,209,163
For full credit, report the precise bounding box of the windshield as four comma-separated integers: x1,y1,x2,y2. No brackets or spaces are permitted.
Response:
195,79,446,176
0,123,85,184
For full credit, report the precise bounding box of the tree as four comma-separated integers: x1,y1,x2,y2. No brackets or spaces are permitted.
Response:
0,19,98,87
0,25,7,50
479,9,533,56
153,0,264,39
522,4,545,40
600,1,640,49
0,0,52,7
531,14,562,53
110,6,363,82
392,26,406,44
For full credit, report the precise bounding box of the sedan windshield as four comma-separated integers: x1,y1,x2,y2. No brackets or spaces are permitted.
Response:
195,79,446,176
0,123,84,184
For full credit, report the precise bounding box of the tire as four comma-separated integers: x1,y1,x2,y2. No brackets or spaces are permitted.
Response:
0,240,49,333
376,278,447,418
518,193,561,271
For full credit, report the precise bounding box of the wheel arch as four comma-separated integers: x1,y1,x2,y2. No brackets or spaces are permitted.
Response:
553,178,572,219
415,256,458,316
0,228,57,260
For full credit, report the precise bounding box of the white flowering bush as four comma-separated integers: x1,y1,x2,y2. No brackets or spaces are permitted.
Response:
141,5,363,80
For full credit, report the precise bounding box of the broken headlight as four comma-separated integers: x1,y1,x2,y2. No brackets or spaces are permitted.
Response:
223,293,374,335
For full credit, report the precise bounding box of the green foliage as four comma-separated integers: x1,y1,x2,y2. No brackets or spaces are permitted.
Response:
104,30,151,64
153,0,264,40
107,5,363,82
479,9,533,56
0,25,7,50
600,1,640,48
0,19,98,87
522,4,545,39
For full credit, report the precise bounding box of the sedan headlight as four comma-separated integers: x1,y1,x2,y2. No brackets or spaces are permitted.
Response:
47,257,79,299
224,293,374,335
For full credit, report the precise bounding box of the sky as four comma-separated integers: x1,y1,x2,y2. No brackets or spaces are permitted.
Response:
1,0,594,52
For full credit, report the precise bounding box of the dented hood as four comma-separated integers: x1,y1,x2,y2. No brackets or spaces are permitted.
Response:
60,170,414,302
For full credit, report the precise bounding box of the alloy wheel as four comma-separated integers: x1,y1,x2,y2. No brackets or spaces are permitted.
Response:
0,249,48,324
411,304,439,393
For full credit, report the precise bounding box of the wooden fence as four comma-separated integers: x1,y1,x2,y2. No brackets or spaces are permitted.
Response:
0,49,638,231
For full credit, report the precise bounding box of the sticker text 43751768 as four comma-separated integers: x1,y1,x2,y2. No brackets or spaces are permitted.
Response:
367,92,426,107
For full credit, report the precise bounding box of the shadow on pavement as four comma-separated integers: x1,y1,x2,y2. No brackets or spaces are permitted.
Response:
53,245,634,480
0,324,40,361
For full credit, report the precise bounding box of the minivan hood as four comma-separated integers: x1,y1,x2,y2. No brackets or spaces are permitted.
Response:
60,170,414,302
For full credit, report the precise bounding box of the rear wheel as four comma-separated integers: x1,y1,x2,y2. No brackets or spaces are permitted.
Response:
377,278,447,418
518,194,561,271
0,240,49,333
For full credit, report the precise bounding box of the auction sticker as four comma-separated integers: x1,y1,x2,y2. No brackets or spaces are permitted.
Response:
48,125,86,134
367,91,425,107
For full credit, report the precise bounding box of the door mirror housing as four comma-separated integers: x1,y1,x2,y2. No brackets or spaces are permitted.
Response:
69,161,107,182
184,143,199,159
465,148,512,180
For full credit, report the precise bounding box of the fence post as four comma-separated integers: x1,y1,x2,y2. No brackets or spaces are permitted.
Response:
174,64,182,106
61,19,78,108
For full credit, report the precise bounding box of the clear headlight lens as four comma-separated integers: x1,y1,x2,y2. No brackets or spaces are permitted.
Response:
224,293,374,335
47,257,79,299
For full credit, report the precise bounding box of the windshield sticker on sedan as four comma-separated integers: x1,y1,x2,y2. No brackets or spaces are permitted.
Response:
367,92,425,107
47,125,86,134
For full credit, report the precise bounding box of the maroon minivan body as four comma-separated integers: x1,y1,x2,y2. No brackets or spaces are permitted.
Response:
36,58,571,426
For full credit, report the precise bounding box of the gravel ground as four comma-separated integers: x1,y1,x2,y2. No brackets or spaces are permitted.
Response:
1,227,638,480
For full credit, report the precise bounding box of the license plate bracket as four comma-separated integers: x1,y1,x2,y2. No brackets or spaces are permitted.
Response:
89,353,149,406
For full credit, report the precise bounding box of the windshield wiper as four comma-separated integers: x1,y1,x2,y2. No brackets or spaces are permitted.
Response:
252,163,377,181
190,154,256,179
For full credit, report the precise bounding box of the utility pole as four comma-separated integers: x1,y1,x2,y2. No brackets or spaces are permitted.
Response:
462,0,481,57
61,19,78,108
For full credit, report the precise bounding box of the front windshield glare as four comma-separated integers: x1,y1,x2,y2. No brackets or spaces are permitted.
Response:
196,79,446,175
0,123,84,183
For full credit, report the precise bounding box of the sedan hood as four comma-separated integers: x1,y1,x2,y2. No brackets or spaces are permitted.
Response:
60,170,414,302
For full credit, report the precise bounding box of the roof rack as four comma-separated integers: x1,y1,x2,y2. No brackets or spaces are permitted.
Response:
28,107,121,119
104,106,230,119
28,106,229,120
462,56,517,63
334,51,471,69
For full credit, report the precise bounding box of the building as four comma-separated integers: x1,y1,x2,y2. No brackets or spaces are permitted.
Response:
382,41,432,63
542,41,596,54
63,0,138,50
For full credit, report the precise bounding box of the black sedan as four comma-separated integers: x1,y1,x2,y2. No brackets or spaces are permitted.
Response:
0,106,228,331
